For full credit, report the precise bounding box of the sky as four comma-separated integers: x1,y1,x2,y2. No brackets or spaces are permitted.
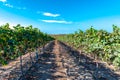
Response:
0,0,120,34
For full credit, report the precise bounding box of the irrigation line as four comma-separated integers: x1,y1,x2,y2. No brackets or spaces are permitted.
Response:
19,52,23,78
18,47,41,80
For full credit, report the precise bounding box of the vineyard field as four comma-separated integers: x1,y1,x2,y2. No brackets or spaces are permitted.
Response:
54,25,120,67
0,24,120,79
0,23,54,65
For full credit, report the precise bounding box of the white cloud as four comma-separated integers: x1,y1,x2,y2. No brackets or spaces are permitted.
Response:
4,3,13,8
41,20,72,24
17,7,26,10
0,0,6,2
4,3,26,10
43,12,60,17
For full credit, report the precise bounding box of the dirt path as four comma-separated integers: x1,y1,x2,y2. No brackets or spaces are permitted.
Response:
21,40,120,80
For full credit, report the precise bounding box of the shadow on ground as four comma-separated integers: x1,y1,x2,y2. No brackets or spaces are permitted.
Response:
58,41,120,80
20,40,120,80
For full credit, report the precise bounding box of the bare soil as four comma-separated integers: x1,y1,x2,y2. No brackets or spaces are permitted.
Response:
20,40,120,80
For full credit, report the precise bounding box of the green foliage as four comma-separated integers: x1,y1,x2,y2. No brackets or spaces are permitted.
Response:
57,25,120,67
0,23,54,65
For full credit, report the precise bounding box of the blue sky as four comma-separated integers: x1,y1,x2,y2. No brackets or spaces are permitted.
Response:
0,0,120,34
